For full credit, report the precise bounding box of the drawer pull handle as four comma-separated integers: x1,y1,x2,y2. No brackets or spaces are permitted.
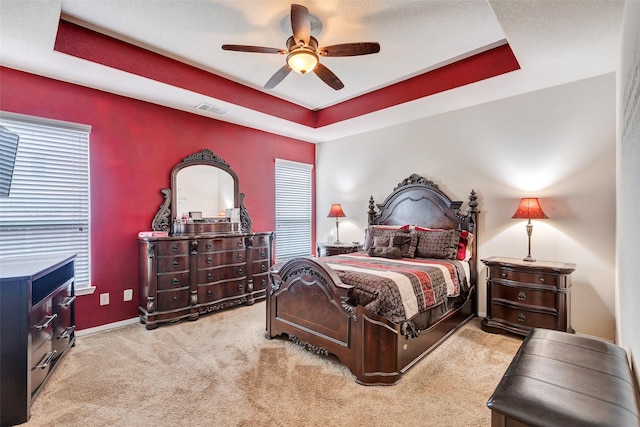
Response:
517,292,526,301
238,267,244,275
173,296,178,301
237,240,244,247
237,283,244,291
59,326,75,340
261,279,267,286
207,289,213,297
172,278,179,286
206,257,213,265
237,253,244,261
538,277,545,283
171,245,179,252
206,243,213,249
517,313,526,323
59,295,76,308
35,314,57,330
36,350,57,369
260,250,266,257
261,264,267,272
207,273,213,280
172,261,179,268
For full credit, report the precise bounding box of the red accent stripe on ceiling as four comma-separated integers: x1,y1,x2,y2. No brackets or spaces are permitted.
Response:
315,44,520,127
54,19,520,129
54,20,315,126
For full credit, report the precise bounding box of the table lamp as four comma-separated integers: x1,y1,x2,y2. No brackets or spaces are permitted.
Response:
327,203,346,244
512,197,548,262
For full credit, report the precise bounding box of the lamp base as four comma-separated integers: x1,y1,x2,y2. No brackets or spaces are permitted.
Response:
522,255,536,262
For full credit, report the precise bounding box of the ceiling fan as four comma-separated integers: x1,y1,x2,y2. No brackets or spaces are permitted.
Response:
221,4,380,90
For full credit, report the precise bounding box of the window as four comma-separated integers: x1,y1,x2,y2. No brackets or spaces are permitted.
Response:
275,159,312,259
0,112,91,291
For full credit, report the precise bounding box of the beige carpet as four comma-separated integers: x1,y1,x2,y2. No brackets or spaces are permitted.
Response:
24,302,522,427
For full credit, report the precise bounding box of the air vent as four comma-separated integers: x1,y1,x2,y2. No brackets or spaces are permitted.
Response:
195,103,228,115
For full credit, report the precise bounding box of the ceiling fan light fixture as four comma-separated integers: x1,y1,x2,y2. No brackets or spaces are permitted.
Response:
287,49,318,74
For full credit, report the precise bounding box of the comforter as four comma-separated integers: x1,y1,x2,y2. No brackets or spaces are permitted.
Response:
322,253,469,324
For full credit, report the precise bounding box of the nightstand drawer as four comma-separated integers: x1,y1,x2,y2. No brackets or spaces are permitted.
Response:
490,268,558,287
490,282,556,308
491,303,557,330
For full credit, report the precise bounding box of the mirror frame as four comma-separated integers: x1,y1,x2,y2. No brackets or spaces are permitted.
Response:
151,149,252,233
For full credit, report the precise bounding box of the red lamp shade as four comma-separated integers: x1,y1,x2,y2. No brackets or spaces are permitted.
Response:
511,198,548,220
327,203,346,218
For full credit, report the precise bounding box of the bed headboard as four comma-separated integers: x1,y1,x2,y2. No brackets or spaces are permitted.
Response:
367,173,480,283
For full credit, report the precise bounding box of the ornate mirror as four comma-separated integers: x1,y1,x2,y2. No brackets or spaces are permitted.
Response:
151,149,252,233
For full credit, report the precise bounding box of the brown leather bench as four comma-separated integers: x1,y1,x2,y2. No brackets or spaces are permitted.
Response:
487,328,640,427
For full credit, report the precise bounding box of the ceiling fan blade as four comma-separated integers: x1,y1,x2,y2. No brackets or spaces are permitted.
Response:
222,45,286,54
291,4,311,46
264,64,292,89
313,63,344,90
318,42,381,57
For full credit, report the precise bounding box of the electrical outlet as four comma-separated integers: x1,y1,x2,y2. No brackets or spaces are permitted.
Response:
123,289,133,301
99,292,109,306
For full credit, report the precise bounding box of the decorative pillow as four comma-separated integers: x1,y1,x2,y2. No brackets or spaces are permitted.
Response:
368,246,402,259
391,232,418,258
364,225,410,251
457,230,474,261
372,235,391,247
414,228,460,259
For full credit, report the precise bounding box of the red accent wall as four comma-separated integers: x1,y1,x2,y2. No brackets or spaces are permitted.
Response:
0,66,316,330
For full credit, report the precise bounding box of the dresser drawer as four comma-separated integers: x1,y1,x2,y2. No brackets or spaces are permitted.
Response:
198,280,246,302
53,284,75,356
490,282,556,308
252,272,269,291
250,246,269,261
491,303,557,330
198,250,245,268
157,255,189,273
252,259,270,275
252,234,270,247
156,289,190,311
156,240,190,257
30,339,54,394
157,271,190,290
199,237,245,253
31,299,54,352
198,265,246,284
490,268,558,287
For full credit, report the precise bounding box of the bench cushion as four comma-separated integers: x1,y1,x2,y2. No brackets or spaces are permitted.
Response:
487,328,640,427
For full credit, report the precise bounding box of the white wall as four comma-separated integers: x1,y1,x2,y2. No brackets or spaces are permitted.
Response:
316,73,617,340
617,0,640,382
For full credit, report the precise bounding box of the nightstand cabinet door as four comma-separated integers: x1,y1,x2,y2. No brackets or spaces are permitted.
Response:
481,257,576,336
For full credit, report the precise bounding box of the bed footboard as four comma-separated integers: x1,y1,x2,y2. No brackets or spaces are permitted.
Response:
267,257,474,385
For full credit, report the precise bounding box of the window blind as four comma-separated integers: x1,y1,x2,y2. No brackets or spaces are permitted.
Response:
0,112,91,289
275,159,312,259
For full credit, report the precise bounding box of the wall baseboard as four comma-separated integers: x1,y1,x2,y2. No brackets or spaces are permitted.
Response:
76,317,139,337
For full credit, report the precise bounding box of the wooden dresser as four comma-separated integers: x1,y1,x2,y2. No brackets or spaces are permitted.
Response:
0,254,76,426
138,232,273,329
481,256,576,336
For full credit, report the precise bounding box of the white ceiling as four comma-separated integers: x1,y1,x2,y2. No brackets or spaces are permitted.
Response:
0,1,624,143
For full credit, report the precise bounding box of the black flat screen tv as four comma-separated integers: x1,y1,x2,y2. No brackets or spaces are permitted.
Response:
0,125,20,197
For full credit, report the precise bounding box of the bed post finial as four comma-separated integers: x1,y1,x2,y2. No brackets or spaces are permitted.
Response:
368,196,377,226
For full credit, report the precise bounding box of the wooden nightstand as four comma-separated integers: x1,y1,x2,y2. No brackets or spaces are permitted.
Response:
316,242,363,257
481,256,576,336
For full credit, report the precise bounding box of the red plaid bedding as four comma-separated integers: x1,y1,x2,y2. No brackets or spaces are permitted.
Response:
322,253,469,324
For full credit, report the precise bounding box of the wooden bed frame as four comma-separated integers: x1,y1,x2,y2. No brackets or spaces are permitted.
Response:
266,174,479,385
